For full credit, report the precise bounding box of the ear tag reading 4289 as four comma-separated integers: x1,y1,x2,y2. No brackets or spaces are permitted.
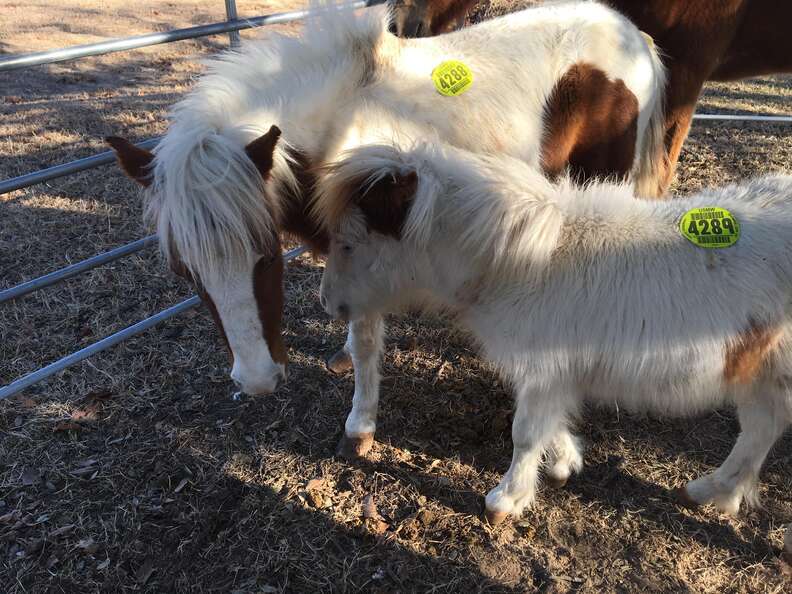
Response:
679,207,740,248
432,60,473,97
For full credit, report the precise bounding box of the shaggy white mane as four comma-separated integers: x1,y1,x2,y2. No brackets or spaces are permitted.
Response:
145,1,392,280
320,142,583,277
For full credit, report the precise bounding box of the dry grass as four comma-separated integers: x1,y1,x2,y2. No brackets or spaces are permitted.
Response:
1,1,792,592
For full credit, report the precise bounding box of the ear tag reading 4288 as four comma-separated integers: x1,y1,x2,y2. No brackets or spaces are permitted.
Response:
679,207,740,248
432,60,473,97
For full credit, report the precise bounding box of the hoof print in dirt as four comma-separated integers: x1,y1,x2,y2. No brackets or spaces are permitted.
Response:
336,433,374,460
326,349,354,375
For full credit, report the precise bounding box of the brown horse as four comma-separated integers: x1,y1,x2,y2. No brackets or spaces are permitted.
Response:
390,0,792,193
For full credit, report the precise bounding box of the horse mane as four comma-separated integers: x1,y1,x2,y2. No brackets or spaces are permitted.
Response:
145,1,393,279
317,142,572,277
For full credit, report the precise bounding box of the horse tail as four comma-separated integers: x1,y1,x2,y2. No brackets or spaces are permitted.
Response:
633,34,668,199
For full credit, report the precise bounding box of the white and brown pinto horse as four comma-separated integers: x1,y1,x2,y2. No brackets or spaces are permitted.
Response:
390,0,792,194
107,3,665,413
317,141,792,534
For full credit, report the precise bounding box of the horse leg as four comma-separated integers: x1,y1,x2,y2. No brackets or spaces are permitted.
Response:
336,313,385,460
484,381,574,524
681,389,788,515
545,428,583,489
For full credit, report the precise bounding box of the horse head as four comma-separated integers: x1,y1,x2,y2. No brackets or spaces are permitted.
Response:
107,125,289,396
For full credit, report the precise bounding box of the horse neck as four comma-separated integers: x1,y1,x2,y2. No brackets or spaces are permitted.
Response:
277,149,330,254
414,167,567,306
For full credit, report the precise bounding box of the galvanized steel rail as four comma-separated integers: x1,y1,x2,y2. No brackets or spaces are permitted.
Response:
0,246,307,401
0,235,159,304
0,138,160,196
0,1,384,71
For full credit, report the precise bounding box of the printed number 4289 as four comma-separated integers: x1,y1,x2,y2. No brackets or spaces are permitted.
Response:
687,217,736,236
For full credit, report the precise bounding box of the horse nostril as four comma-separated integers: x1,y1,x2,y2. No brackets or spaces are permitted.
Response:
320,294,327,310
337,304,349,320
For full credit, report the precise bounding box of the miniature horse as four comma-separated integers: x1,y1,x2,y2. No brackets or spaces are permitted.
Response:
390,0,792,194
108,2,665,402
317,140,792,529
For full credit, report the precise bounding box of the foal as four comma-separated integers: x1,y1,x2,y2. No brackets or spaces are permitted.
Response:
318,142,792,526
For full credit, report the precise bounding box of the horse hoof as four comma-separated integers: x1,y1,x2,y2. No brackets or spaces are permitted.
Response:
326,349,353,374
483,509,509,526
546,475,568,489
672,486,700,510
336,433,374,460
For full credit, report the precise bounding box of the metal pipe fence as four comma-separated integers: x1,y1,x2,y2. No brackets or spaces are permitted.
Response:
0,1,383,71
0,236,158,304
225,0,242,48
0,139,161,196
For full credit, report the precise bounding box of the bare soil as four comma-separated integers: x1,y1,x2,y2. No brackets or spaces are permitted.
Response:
1,1,791,592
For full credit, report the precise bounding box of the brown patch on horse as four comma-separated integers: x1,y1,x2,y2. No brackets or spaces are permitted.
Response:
244,125,281,181
105,136,154,187
319,166,418,239
392,0,464,37
724,320,782,384
279,149,330,254
540,63,638,184
253,241,288,367
356,171,418,238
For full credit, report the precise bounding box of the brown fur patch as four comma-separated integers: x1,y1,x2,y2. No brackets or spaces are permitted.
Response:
540,62,638,184
724,320,782,384
392,0,468,37
280,149,330,254
318,167,418,239
244,125,281,181
105,136,154,187
253,245,288,367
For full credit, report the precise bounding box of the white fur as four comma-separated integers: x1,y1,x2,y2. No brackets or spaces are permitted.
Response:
201,254,286,395
319,141,792,518
146,1,665,394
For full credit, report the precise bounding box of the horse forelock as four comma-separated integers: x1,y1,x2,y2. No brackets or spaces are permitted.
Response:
144,127,298,283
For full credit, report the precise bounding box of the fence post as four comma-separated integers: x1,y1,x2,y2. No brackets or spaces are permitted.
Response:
225,0,241,48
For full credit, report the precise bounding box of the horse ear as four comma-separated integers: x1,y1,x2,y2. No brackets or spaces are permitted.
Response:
245,125,282,180
105,136,154,187
357,170,418,239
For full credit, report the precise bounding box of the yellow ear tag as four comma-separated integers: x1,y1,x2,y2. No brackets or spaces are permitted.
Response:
679,207,740,248
432,60,473,97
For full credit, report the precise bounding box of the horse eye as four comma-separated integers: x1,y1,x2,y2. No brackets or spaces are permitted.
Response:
341,244,353,253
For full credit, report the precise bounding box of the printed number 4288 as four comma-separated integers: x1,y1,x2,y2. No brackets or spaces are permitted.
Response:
439,66,468,89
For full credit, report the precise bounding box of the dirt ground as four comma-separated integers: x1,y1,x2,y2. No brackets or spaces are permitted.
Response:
1,1,792,592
